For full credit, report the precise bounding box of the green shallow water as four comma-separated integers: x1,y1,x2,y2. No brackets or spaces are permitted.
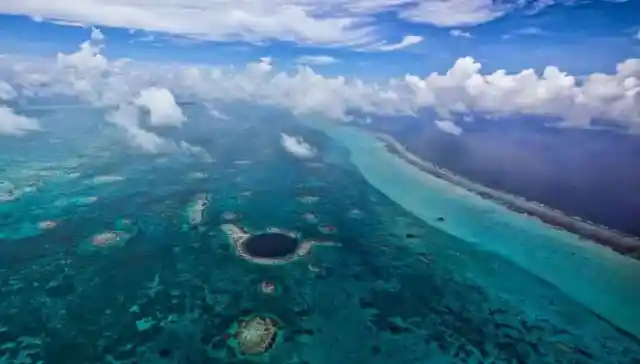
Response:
0,105,638,363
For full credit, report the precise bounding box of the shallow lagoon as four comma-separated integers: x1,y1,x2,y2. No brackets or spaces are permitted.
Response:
305,119,640,340
0,106,638,363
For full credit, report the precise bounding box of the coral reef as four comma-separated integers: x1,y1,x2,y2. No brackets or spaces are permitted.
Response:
228,315,279,356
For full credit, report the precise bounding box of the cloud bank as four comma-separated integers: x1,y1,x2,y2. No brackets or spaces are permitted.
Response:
1,29,639,145
280,133,318,159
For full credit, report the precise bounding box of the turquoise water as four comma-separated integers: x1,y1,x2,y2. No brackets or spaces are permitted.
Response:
304,120,640,340
0,105,638,363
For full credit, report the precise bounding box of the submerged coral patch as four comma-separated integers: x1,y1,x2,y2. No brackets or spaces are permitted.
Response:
37,220,58,230
348,208,363,218
53,196,98,207
302,213,318,223
88,175,125,185
0,181,18,202
221,211,238,221
187,171,207,180
80,219,137,253
91,232,123,247
185,193,209,226
297,196,319,204
260,281,277,294
227,315,281,356
318,224,337,234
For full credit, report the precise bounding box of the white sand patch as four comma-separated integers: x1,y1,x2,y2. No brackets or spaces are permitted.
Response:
89,175,125,184
187,193,209,225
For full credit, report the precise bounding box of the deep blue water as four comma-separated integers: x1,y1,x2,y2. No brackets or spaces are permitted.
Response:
370,114,640,237
243,233,300,258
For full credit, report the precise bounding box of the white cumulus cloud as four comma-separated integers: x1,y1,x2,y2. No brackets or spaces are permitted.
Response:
434,119,463,135
178,141,213,162
400,0,507,27
401,56,640,130
366,35,424,52
295,55,339,65
280,133,317,159
0,106,40,136
106,104,169,153
134,87,186,127
91,27,104,41
205,104,231,120
57,40,107,74
105,102,206,156
449,29,472,38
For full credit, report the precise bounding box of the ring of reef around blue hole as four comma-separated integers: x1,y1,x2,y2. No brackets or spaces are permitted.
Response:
220,224,339,265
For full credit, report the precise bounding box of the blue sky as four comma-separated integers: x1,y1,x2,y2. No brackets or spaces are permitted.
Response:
0,0,638,79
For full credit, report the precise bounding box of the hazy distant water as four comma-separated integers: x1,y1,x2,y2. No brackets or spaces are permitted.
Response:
0,105,638,363
371,116,640,237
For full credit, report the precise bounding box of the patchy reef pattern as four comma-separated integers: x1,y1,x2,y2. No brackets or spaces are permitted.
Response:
0,106,638,364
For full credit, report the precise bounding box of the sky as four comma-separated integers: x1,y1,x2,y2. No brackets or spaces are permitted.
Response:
0,0,639,76
0,0,639,150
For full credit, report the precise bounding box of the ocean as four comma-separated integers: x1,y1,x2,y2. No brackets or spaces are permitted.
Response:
0,104,638,363
369,115,640,238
